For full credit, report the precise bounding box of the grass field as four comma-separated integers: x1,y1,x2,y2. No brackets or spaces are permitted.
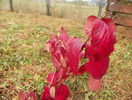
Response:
0,11,132,100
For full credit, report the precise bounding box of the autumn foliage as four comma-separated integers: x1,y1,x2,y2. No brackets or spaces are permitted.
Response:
19,16,116,100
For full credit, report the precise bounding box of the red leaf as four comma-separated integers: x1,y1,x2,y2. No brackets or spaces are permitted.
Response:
85,16,116,57
55,84,70,100
19,91,37,100
102,18,116,43
41,84,69,100
79,64,86,75
83,57,109,79
88,75,102,91
68,38,83,75
59,27,69,42
84,16,97,36
52,55,61,70
19,91,27,100
47,68,69,86
41,86,54,100
84,16,116,79
47,29,83,75
102,18,116,33
28,91,37,100
47,72,59,86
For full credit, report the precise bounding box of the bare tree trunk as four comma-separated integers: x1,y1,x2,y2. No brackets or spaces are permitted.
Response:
9,0,14,11
98,0,103,17
46,0,50,16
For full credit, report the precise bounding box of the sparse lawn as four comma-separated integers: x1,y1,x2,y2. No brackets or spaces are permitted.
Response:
0,11,131,100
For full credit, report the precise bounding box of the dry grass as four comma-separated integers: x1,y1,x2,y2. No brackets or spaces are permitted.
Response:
0,11,132,100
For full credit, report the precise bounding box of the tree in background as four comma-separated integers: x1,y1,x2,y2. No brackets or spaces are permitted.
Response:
93,0,107,17
98,0,103,17
46,0,50,15
9,0,14,11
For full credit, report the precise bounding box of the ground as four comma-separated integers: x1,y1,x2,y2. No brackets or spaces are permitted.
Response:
0,11,132,100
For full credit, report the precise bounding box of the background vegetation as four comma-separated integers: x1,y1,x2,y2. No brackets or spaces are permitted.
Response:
0,0,100,22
